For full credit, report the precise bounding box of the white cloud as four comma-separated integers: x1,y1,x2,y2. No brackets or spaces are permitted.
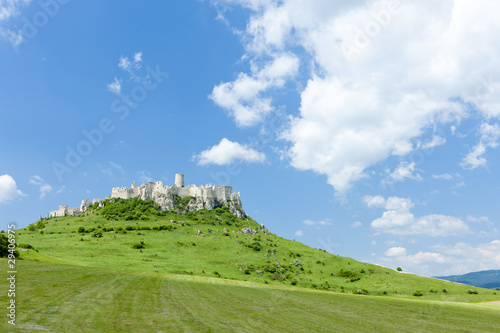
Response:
351,221,362,228
195,138,266,166
0,28,23,47
114,51,143,83
210,54,299,127
461,123,500,169
99,162,126,176
213,0,500,193
0,0,29,21
110,161,125,175
294,230,303,236
0,174,25,203
385,247,407,257
388,162,422,182
364,195,386,208
0,0,30,47
466,215,490,224
133,51,142,65
107,77,122,95
302,218,333,226
29,175,52,199
137,170,153,183
118,52,142,71
56,185,66,194
421,135,446,149
378,240,500,276
367,196,471,236
432,173,453,180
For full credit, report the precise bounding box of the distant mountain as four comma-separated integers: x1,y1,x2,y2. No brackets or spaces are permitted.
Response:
434,270,500,289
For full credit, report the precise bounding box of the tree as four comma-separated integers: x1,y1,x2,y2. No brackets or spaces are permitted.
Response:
397,267,402,272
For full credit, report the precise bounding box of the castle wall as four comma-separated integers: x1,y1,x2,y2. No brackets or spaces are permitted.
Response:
48,175,246,219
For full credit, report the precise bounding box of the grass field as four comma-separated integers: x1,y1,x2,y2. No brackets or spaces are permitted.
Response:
1,199,499,331
1,260,499,332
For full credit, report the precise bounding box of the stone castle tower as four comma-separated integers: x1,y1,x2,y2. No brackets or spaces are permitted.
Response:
175,174,184,187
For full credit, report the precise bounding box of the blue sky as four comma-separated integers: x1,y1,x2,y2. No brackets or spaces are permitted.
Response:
1,0,499,277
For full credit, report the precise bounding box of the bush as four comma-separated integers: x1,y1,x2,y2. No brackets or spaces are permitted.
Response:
291,279,298,286
338,268,361,279
18,243,36,250
78,227,86,233
0,234,19,258
412,290,424,297
92,231,103,238
467,289,478,294
247,241,262,252
355,289,369,295
131,241,145,249
397,267,402,272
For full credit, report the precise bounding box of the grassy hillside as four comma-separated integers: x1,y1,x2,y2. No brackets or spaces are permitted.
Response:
435,270,500,289
2,198,499,332
1,260,499,333
11,198,500,301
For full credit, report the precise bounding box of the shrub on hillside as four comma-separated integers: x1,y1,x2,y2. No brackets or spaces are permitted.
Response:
355,289,369,295
131,241,145,249
467,289,478,294
18,243,37,251
247,241,262,251
338,268,361,280
412,290,424,297
0,234,19,258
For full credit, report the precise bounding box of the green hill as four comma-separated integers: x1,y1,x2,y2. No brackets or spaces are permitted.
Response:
435,270,500,290
1,197,499,332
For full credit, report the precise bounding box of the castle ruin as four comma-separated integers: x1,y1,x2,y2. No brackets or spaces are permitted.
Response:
47,174,246,218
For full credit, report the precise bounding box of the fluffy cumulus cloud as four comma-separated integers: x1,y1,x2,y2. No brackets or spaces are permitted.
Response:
385,246,407,257
365,195,471,236
107,77,122,95
378,240,500,276
195,138,266,166
29,175,52,199
210,54,299,127
213,0,500,193
0,174,25,203
387,162,422,183
461,122,500,169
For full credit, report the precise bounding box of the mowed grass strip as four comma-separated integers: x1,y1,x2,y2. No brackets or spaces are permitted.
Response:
1,260,499,333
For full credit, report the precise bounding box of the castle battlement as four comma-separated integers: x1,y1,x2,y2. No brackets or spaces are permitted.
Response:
46,174,246,219
109,174,245,218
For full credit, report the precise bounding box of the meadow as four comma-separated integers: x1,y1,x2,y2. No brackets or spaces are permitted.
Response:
1,198,499,331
